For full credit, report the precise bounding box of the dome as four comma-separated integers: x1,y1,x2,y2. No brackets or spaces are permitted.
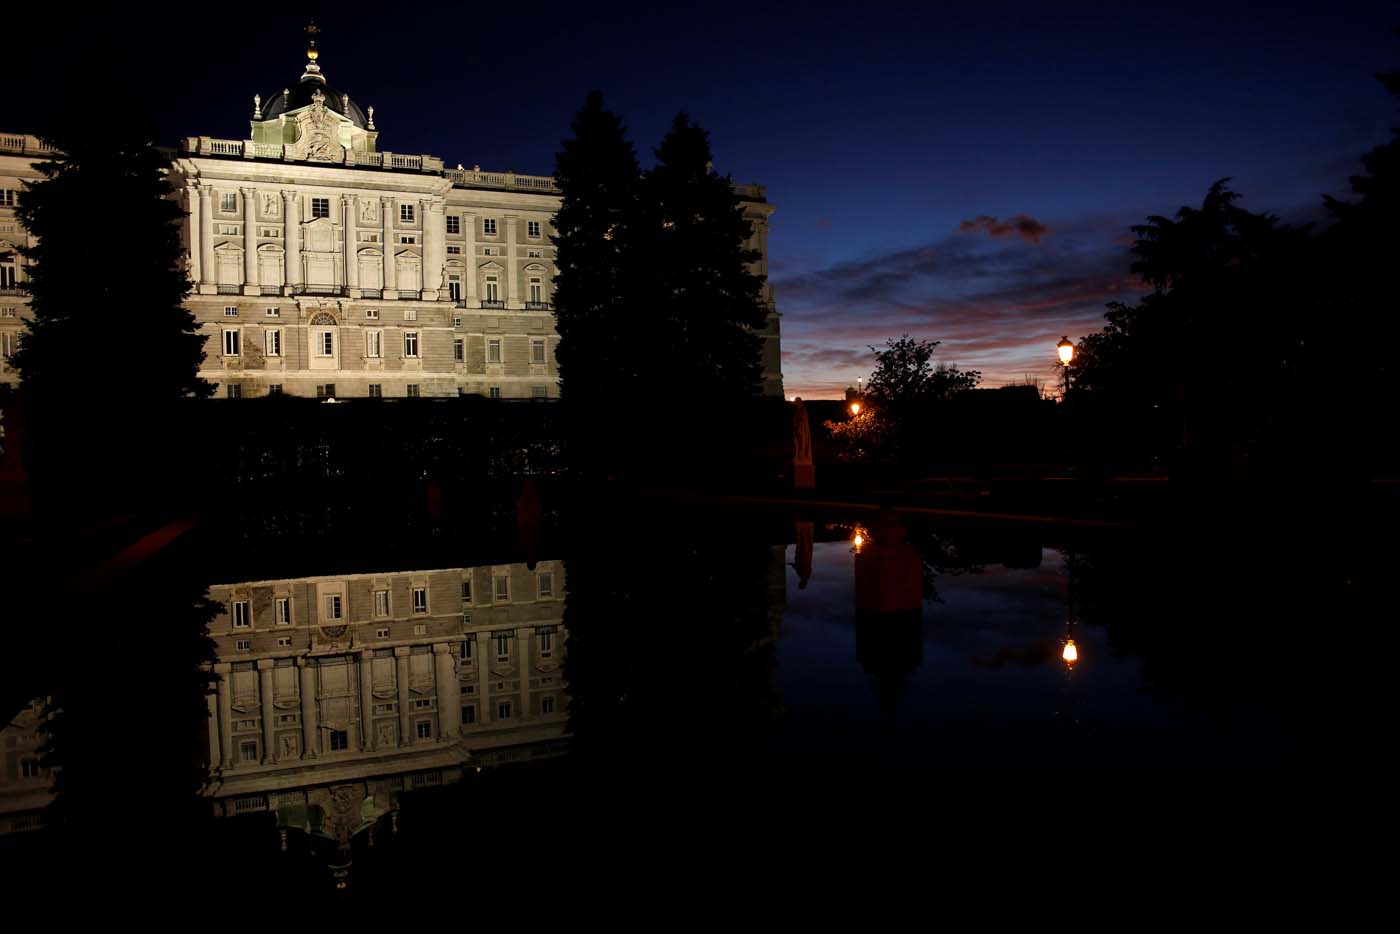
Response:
261,75,368,130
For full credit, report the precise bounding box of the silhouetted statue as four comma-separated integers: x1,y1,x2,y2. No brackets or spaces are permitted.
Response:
792,398,814,489
853,510,924,713
792,520,813,589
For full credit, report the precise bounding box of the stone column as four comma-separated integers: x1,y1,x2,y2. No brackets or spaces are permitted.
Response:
433,643,461,741
214,662,233,768
344,194,358,294
424,200,444,298
505,215,520,308
187,185,202,286
198,186,215,294
381,196,397,299
516,627,532,719
204,682,221,771
298,657,318,758
283,191,302,291
241,187,259,294
477,634,492,725
463,213,478,305
395,646,411,745
358,650,375,752
257,659,276,763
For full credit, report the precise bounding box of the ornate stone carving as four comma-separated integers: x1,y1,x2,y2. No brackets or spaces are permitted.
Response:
359,199,376,224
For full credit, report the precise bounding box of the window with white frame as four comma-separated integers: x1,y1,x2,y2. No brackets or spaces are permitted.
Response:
403,308,417,321
235,639,251,651
358,231,380,242
407,384,420,398
448,277,462,302
277,636,292,647
223,306,239,317
220,191,237,212
497,701,512,720
527,249,542,258
453,338,464,362
414,698,433,710
460,639,473,661
538,572,554,598
415,720,433,739
404,331,419,358
446,215,460,235
482,217,497,235
412,587,427,613
1,307,15,317
446,245,462,255
268,384,283,395
368,383,382,397
324,594,343,620
2,332,14,360
400,203,415,223
365,329,382,357
275,597,291,625
226,384,242,399
529,278,543,303
399,235,417,244
452,314,462,328
364,308,379,320
539,629,554,657
0,261,15,289
376,627,390,638
489,387,502,399
414,623,427,636
527,220,541,238
222,329,240,356
0,190,15,207
482,247,496,256
531,339,546,364
496,633,511,660
317,331,334,356
265,329,281,356
487,339,502,364
240,740,258,761
374,590,389,617
311,197,330,219
484,276,500,302
266,307,280,317
232,600,250,628
494,575,509,601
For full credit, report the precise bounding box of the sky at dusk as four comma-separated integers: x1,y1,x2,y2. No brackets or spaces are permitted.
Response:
14,1,1398,397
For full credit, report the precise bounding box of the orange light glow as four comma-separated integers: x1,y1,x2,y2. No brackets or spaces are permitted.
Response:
849,402,861,415
852,533,864,549
1057,336,1075,366
1061,639,1078,665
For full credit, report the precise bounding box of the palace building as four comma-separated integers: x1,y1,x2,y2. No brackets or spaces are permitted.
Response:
0,31,783,400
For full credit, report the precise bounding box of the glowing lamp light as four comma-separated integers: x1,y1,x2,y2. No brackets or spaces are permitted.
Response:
1057,336,1075,366
849,402,861,416
851,526,869,552
1061,639,1079,665
852,532,864,549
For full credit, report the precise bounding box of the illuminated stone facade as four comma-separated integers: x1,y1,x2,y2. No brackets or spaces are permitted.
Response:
0,42,783,399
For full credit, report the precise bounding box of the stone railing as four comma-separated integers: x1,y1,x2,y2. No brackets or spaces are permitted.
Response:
445,167,560,193
183,138,444,174
0,133,58,157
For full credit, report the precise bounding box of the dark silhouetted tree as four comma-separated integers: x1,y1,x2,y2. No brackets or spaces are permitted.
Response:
12,121,211,515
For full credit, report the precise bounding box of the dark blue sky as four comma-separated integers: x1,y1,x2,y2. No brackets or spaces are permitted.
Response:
18,1,1398,395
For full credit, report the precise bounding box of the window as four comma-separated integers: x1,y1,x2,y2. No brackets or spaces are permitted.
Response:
358,231,380,243
223,305,239,317
220,191,237,212
232,600,250,628
539,630,554,657
235,639,251,651
374,590,390,617
529,278,543,303
330,730,349,751
268,384,283,396
365,329,382,358
484,276,500,302
446,215,461,235
20,758,42,778
407,384,420,398
482,217,497,235
311,197,330,219
276,636,292,647
278,713,299,725
527,220,541,238
496,633,511,660
531,339,546,364
412,587,427,613
240,740,258,762
275,597,291,625
368,383,382,398
489,387,502,400
223,329,240,356
538,572,554,598
318,383,336,398
460,639,473,661
226,384,242,399
414,623,427,635
462,579,472,603
446,245,462,255
1,307,15,317
482,247,496,256
403,308,417,321
325,594,343,620
415,698,433,710
449,279,462,302
400,203,415,223
487,339,502,364
399,235,417,244
376,627,390,638
0,263,15,290
542,696,556,715
532,386,548,399
266,307,280,317
494,576,509,601
453,338,464,362
452,314,462,328
265,329,281,356
218,224,239,236
319,332,334,356
416,720,433,739
527,249,542,258
0,190,15,207
404,331,419,357
374,702,396,715
462,613,472,627
261,228,281,238
365,308,380,320
462,705,476,725
496,701,512,720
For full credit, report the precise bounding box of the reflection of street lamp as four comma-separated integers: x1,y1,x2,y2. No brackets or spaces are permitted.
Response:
849,401,862,416
851,525,869,553
1057,336,1075,400
1062,547,1079,671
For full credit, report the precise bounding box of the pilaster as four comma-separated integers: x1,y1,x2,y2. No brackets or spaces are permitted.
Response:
298,656,317,758
505,215,520,308
395,646,411,746
358,649,375,752
241,188,259,294
257,658,275,763
214,662,233,768
283,190,302,291
198,186,216,294
433,643,460,741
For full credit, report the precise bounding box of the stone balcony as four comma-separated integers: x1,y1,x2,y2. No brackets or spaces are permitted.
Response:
0,134,57,157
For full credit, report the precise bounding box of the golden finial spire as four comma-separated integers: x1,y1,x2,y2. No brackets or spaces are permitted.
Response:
301,19,325,82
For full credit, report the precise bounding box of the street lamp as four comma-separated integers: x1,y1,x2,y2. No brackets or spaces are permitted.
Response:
849,401,861,416
1057,336,1075,399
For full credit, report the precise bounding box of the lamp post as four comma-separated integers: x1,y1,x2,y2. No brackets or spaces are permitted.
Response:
1057,336,1075,401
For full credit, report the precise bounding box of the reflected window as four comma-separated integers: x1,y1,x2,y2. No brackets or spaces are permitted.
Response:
460,638,473,661
412,587,427,613
497,701,512,720
240,741,258,762
330,730,349,751
416,720,433,739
